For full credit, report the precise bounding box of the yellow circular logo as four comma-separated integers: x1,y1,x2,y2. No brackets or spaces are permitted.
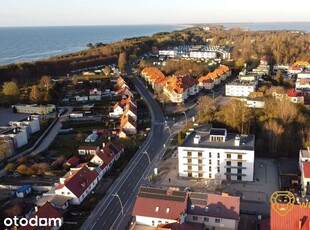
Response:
270,191,295,216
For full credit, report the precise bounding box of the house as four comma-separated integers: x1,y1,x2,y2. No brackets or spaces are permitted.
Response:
115,87,134,98
90,142,124,177
288,64,303,74
301,162,310,197
55,165,98,205
109,97,137,118
19,202,63,230
63,156,80,168
89,88,102,101
270,202,310,230
207,72,221,85
16,185,32,198
296,72,310,91
132,187,188,227
225,79,258,97
186,192,240,230
252,56,270,76
75,96,89,102
35,195,71,210
78,145,99,155
198,76,214,90
123,102,138,121
119,114,137,137
178,125,255,182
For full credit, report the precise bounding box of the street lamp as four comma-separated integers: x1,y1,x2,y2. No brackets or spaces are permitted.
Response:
165,121,172,136
143,151,151,165
112,193,124,215
182,112,188,127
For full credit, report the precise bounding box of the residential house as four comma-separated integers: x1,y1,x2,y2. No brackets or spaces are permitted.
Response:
186,192,240,230
123,101,138,121
55,165,98,205
16,185,32,198
89,88,102,101
270,203,310,230
63,156,80,168
296,72,310,91
132,187,188,227
90,142,124,178
19,202,63,230
252,56,270,76
119,114,137,137
178,126,255,182
35,195,71,210
115,87,133,98
198,76,214,90
78,145,99,155
225,79,258,97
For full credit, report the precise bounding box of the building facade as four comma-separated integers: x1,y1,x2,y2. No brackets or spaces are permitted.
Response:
178,127,255,182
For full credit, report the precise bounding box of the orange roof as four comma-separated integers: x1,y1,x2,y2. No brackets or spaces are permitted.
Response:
164,75,197,94
207,72,219,79
214,68,225,75
271,204,310,230
198,75,214,83
142,67,166,81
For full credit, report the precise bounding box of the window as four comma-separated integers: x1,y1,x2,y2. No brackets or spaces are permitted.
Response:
227,161,231,166
193,216,198,221
238,154,242,160
209,159,212,165
198,173,203,178
188,172,192,177
209,152,212,158
217,160,220,166
209,166,212,171
227,153,231,158
237,176,242,181
166,208,170,213
152,220,155,226
198,166,202,171
217,167,220,173
188,158,192,164
204,217,209,222
198,159,203,164
215,218,221,223
226,175,231,180
226,168,231,173
238,162,242,167
188,166,192,170
187,152,192,157
238,169,242,174
198,152,202,157
209,173,212,178
217,153,220,158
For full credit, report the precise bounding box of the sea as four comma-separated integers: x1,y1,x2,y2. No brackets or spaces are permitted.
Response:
0,25,186,66
0,22,309,66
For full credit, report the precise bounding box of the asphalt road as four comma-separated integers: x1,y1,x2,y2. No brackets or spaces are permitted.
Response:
80,75,167,230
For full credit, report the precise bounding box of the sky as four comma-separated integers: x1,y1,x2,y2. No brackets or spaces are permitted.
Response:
1,0,310,27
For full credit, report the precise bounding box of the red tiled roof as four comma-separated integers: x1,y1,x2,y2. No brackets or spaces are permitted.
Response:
55,166,98,198
64,156,80,167
132,187,188,220
271,204,310,230
303,162,310,178
19,202,63,230
288,65,302,71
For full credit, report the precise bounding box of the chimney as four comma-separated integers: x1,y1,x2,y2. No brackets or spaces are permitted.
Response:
193,134,201,144
34,205,38,213
234,135,240,146
102,142,105,148
299,219,302,229
27,116,31,121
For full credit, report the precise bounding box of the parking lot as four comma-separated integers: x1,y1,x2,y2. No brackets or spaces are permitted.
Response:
0,107,29,126
153,157,279,216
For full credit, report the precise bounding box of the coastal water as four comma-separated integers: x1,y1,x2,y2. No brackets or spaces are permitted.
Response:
0,25,185,66
0,23,309,66
222,22,310,32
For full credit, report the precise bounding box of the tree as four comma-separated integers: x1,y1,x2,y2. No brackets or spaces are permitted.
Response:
87,43,94,49
235,58,246,69
196,95,216,124
0,141,11,160
16,164,28,175
2,81,20,96
118,52,127,72
39,75,52,91
139,60,149,70
29,85,42,103
103,66,111,76
274,70,283,85
4,202,23,218
4,163,15,172
263,119,284,157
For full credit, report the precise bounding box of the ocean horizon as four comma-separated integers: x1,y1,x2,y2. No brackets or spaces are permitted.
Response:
0,22,309,67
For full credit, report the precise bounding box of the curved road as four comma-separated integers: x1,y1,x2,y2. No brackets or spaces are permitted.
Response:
80,75,167,230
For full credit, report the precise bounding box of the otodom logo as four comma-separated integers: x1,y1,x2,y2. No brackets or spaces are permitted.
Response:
270,191,295,216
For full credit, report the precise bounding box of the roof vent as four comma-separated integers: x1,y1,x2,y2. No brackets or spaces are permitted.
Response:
205,206,209,212
234,134,240,146
191,204,195,210
193,134,201,144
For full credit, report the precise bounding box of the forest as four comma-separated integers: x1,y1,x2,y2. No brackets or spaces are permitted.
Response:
0,26,309,83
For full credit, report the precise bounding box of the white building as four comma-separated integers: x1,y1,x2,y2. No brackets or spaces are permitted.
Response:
9,115,40,135
225,79,258,97
159,50,178,58
178,126,255,182
13,104,55,115
190,51,217,59
55,166,98,205
0,127,28,149
296,72,310,91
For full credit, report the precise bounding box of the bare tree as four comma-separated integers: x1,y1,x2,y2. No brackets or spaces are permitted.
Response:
263,119,284,157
